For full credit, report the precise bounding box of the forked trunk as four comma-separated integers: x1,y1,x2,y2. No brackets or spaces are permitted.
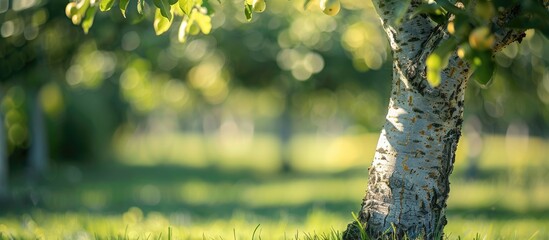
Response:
340,0,531,238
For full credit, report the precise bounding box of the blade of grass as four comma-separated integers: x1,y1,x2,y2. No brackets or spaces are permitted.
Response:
251,224,261,240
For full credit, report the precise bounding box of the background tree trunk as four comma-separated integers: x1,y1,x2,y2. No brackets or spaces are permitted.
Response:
28,91,48,180
278,90,293,173
0,92,8,199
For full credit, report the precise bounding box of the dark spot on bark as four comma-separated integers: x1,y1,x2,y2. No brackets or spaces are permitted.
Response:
456,118,464,127
517,32,526,43
416,150,426,157
409,37,420,42
431,123,442,128
412,108,424,114
377,148,387,154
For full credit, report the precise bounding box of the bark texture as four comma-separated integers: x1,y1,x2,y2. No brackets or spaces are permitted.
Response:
349,38,469,240
343,0,532,239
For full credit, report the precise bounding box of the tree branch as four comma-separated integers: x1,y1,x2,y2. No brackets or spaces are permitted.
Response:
492,5,526,52
371,0,436,56
492,1,549,52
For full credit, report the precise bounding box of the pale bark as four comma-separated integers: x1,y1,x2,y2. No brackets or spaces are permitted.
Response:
346,45,470,240
343,0,533,239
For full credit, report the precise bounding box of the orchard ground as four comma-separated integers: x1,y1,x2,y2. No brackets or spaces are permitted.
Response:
0,133,547,239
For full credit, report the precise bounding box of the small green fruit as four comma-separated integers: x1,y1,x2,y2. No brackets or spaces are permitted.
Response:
469,27,494,50
252,0,266,13
320,0,340,16
71,14,82,25
65,2,77,18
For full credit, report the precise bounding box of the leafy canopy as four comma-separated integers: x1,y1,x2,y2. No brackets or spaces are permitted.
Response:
65,0,549,87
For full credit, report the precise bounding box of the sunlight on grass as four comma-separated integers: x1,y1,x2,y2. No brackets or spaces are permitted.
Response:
114,132,548,173
2,133,547,239
0,209,547,239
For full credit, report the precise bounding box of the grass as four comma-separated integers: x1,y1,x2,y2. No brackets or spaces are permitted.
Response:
0,133,547,239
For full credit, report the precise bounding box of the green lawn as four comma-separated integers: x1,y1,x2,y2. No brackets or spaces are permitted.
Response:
0,133,547,239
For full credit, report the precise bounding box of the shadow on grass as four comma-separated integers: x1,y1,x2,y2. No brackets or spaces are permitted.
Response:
2,163,361,218
2,163,547,222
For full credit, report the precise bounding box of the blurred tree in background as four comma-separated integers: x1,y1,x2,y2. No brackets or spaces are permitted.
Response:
0,0,547,233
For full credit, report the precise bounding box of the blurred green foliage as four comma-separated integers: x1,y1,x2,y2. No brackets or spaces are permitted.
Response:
0,0,546,184
0,0,548,237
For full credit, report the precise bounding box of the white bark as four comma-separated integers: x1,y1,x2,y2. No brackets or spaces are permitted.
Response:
343,1,532,239
355,52,469,239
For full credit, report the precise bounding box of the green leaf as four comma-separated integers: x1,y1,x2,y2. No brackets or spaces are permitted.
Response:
244,1,253,21
436,0,464,16
193,11,211,34
82,6,97,34
411,2,440,17
154,0,172,20
168,0,178,5
449,15,472,40
154,8,173,35
470,50,495,87
507,11,549,37
99,0,115,11
179,0,193,15
411,2,446,25
126,0,146,23
120,0,130,17
391,0,411,25
137,0,145,15
426,39,459,87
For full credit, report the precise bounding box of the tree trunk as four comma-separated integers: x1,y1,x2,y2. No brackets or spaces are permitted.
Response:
342,1,528,239
278,90,293,173
345,52,469,239
28,91,48,180
0,92,8,198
